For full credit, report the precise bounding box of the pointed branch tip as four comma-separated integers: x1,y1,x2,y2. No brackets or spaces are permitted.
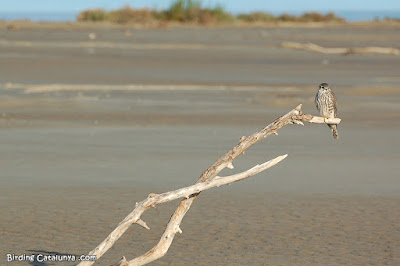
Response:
136,219,150,230
227,162,234,169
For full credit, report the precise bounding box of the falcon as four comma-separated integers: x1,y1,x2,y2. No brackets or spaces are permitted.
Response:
315,83,339,139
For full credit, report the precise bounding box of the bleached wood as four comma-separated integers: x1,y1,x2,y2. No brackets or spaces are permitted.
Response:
308,116,341,124
126,155,287,266
136,219,150,230
78,156,287,266
78,104,341,266
281,41,400,55
348,46,400,55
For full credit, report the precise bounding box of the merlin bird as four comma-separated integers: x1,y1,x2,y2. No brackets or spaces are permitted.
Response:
315,83,339,139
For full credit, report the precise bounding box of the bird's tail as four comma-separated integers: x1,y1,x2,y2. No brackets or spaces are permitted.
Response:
328,124,339,140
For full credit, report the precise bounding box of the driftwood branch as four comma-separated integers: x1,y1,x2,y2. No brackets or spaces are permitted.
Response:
120,155,287,266
78,104,340,266
281,41,400,55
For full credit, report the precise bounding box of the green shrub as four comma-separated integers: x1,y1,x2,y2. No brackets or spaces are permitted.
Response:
207,4,234,23
299,12,345,22
323,12,346,22
159,0,233,24
164,0,201,21
108,6,155,24
278,13,298,22
237,12,276,22
299,12,325,22
77,9,108,22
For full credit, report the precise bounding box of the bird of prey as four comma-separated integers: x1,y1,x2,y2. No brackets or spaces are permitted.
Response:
315,83,339,139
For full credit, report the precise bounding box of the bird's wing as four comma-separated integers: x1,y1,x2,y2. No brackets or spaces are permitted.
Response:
331,90,338,116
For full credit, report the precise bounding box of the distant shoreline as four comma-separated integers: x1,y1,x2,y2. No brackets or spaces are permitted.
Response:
1,20,400,31
0,10,399,23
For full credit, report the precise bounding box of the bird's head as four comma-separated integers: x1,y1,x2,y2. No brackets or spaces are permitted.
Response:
319,83,330,90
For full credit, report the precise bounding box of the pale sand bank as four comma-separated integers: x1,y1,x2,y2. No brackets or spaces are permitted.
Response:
1,26,399,265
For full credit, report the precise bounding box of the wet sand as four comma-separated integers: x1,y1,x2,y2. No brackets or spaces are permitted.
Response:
0,25,399,265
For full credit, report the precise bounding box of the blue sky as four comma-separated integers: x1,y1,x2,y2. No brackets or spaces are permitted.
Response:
2,0,400,13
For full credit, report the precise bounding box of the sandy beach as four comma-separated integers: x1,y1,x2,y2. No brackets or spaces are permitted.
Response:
0,24,399,265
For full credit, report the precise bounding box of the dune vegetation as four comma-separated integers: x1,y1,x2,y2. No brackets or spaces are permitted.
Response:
77,0,346,25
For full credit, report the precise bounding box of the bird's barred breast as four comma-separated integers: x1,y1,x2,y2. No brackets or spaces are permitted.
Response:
316,91,333,118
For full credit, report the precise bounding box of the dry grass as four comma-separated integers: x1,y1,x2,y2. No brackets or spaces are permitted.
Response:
76,1,346,26
108,8,156,24
77,1,233,25
77,9,108,22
